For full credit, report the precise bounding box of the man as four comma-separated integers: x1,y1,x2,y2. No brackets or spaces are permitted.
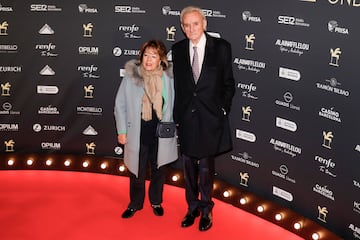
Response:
172,6,235,232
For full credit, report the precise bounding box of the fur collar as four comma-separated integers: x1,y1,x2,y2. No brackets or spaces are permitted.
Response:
124,59,173,86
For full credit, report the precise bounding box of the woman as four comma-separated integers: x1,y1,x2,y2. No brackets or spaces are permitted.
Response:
114,40,178,218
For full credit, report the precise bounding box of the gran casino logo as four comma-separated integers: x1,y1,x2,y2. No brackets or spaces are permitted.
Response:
269,138,302,157
318,107,341,123
1,82,11,96
76,106,103,116
114,5,146,14
233,57,266,73
30,4,62,12
33,123,65,132
271,164,296,184
242,11,261,23
78,65,100,78
0,44,18,53
78,46,99,55
231,152,260,168
301,0,360,7
119,24,141,39
0,21,9,35
236,129,256,143
275,39,310,56
322,131,334,149
201,8,226,18
0,123,19,131
166,26,176,42
276,116,297,132
0,3,13,12
329,47,341,66
279,67,301,81
316,77,350,97
86,142,96,154
162,6,180,16
39,24,54,35
273,186,293,202
314,155,337,178
237,82,258,100
41,142,61,150
0,66,22,73
38,105,59,115
277,15,310,27
35,43,58,57
241,106,252,122
328,20,349,34
84,85,94,98
313,184,335,201
83,23,93,37
317,206,328,223
275,92,301,111
349,224,360,239
1,102,20,115
239,172,249,187
40,65,55,76
4,139,15,152
245,34,255,50
83,125,98,136
78,4,98,13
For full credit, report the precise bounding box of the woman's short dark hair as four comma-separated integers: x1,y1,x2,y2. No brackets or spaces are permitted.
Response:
138,40,169,70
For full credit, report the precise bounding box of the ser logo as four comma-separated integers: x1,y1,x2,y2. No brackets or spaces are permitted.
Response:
278,16,295,25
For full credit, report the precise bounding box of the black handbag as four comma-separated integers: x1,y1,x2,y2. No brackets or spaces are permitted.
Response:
156,121,176,138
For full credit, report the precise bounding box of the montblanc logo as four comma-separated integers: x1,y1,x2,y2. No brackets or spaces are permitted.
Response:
270,138,302,157
83,125,98,136
233,58,266,73
275,39,310,56
236,82,258,100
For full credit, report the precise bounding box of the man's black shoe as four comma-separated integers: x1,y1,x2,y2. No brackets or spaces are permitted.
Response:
121,208,137,218
181,209,200,227
152,205,164,216
199,212,212,231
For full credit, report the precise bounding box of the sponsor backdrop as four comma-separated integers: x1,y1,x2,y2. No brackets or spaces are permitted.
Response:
0,0,359,238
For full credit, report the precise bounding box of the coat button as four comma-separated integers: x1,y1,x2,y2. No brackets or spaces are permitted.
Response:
191,109,196,113
193,92,197,96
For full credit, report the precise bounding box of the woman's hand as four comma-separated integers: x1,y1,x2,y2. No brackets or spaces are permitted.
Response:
118,134,127,145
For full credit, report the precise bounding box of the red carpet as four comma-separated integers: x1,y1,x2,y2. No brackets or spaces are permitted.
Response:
0,170,303,240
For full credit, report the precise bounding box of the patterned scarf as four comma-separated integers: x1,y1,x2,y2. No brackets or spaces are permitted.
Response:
140,65,163,121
